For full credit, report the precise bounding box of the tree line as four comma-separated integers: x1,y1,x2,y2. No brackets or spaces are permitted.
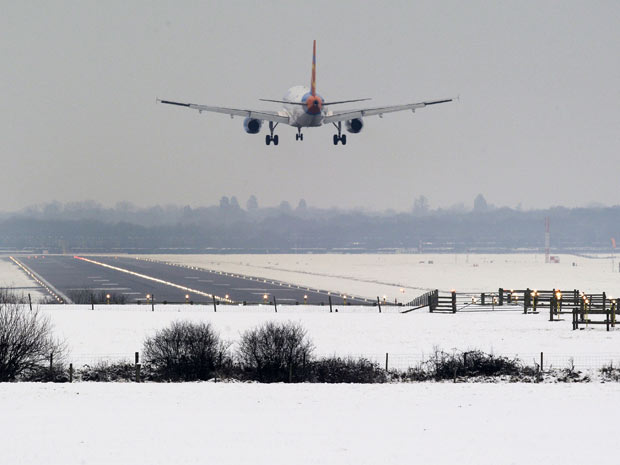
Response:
1,199,619,252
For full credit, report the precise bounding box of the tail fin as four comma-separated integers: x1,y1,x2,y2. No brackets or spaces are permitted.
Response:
311,40,317,96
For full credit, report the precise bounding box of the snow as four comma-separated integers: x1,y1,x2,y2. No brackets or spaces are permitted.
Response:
2,382,619,465
4,254,620,464
0,256,46,301
3,252,619,304
146,253,620,302
35,304,620,371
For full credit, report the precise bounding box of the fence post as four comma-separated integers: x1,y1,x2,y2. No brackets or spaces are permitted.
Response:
28,293,32,311
273,296,278,313
498,288,504,306
329,295,333,313
606,308,610,331
69,363,73,383
49,352,54,381
212,295,217,313
135,363,141,383
151,294,155,312
377,296,382,313
451,291,457,313
385,353,389,371
524,289,530,314
572,308,577,330
135,352,139,365
550,295,554,322
540,352,544,372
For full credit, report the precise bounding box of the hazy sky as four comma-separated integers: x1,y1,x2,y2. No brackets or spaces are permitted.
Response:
2,1,619,212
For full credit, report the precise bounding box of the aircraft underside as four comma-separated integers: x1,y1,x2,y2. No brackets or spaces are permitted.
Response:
159,40,452,147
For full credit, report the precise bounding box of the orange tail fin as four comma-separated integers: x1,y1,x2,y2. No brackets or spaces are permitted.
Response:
311,40,316,96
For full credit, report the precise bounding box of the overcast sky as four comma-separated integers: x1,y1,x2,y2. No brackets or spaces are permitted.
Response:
2,1,619,212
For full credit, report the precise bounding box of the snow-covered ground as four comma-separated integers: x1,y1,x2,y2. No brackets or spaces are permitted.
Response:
0,256,46,301
146,253,620,302
4,254,620,464
2,382,619,465
38,304,620,371
3,252,619,303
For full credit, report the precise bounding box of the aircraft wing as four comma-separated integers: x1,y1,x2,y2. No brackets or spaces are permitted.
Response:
158,99,290,124
323,98,452,123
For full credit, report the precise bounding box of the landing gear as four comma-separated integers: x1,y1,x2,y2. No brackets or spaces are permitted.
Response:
332,122,347,145
266,121,279,145
295,127,304,141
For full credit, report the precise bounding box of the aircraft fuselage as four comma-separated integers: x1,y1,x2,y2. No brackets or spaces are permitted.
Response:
283,86,327,128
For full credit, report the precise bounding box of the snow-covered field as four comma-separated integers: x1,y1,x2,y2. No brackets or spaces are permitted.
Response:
3,253,620,464
2,382,619,465
147,253,620,302
31,303,620,371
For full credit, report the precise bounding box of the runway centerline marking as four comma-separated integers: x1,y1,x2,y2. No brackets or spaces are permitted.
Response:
74,256,232,303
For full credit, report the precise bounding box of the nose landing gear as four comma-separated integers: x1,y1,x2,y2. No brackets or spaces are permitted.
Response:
266,121,279,145
295,127,304,141
332,121,347,145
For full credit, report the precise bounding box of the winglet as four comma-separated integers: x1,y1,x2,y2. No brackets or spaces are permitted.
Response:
311,40,317,96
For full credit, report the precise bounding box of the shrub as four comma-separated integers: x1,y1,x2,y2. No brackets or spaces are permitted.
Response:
0,303,65,381
143,321,230,381
308,356,387,383
237,321,313,382
397,350,525,382
600,363,620,382
78,361,140,382
428,350,522,380
0,288,28,304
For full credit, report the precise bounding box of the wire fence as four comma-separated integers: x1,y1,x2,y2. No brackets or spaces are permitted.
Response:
36,303,405,314
65,350,620,372
360,352,620,372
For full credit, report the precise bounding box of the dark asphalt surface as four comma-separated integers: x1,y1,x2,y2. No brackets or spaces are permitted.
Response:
15,255,371,305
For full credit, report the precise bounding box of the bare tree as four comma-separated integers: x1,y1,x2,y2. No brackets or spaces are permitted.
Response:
143,321,230,381
0,303,65,381
237,321,313,382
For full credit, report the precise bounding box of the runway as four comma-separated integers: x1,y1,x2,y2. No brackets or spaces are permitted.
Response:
11,255,372,305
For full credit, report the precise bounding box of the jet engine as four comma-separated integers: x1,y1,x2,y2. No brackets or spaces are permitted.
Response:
243,118,263,134
345,118,364,134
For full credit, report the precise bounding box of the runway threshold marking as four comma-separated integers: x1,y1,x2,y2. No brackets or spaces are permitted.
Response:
74,256,233,303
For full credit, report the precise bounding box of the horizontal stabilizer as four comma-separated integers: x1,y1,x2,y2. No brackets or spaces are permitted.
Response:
322,98,371,105
259,99,305,105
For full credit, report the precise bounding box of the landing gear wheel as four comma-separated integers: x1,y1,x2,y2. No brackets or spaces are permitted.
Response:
266,121,279,147
300,133,304,141
332,121,344,146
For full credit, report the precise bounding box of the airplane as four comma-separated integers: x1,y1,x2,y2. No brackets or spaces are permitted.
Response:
158,40,452,146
